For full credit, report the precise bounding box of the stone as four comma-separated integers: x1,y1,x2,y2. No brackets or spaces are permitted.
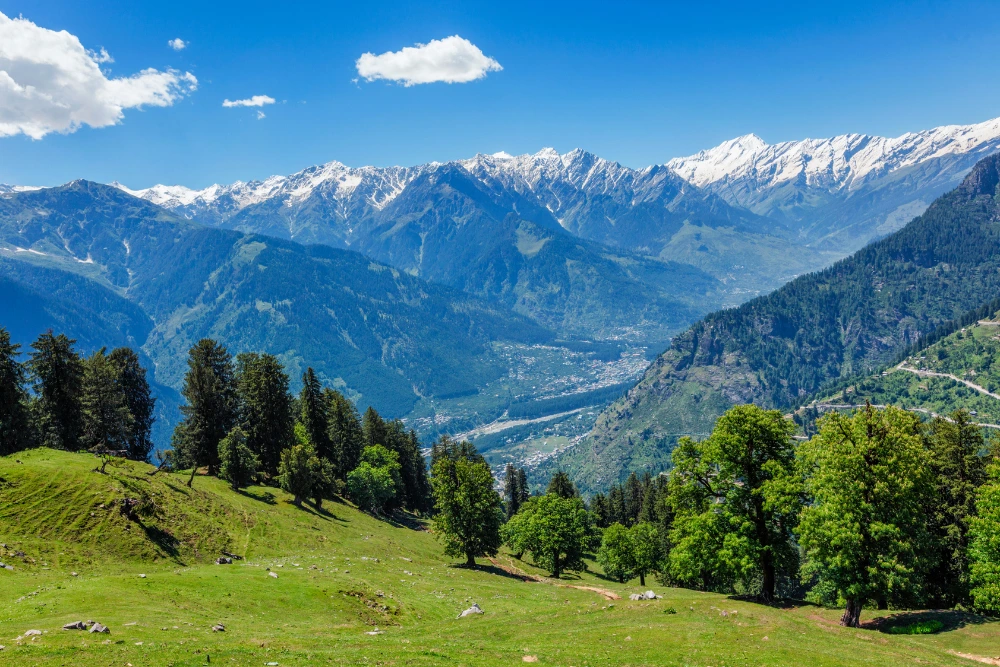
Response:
63,621,87,630
215,557,232,565
643,590,657,600
139,574,146,578
629,594,643,601
523,656,538,663
211,624,225,632
89,623,109,634
23,629,42,636
269,571,278,578
458,603,484,618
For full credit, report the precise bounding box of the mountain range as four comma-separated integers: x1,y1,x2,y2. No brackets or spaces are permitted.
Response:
558,152,1000,492
3,116,1000,482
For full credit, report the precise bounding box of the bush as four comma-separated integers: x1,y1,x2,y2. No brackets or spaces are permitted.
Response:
884,620,944,635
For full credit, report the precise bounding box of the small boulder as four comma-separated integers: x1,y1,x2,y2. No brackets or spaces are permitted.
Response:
23,629,42,636
629,594,643,601
215,557,232,565
458,603,484,618
268,571,278,579
643,590,658,600
63,621,87,630
211,624,225,632
89,623,109,634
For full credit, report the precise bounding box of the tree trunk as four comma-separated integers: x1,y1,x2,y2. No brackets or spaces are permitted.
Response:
466,553,476,568
760,556,776,603
315,497,323,510
841,598,862,627
552,550,560,579
187,464,197,488
294,494,303,506
640,571,646,586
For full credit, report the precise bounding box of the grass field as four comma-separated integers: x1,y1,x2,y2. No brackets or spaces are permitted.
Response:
2,449,1000,666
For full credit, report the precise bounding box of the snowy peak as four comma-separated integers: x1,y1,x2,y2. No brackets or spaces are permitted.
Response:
667,117,1000,192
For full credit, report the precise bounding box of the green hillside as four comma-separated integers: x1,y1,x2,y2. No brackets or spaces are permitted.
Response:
2,448,999,666
811,313,1000,426
562,153,1000,493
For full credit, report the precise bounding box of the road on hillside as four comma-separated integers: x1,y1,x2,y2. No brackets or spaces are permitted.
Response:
895,363,1000,401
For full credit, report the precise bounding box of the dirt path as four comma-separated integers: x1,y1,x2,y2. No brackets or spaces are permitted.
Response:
949,650,1000,666
809,401,1000,430
488,556,621,600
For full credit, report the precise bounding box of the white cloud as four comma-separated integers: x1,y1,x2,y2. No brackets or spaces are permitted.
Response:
0,12,197,140
256,110,265,120
356,35,501,86
168,38,186,51
222,95,275,108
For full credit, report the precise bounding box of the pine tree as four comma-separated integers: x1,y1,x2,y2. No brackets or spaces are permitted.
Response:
235,353,293,477
325,388,363,478
504,463,521,520
516,468,529,504
0,327,31,455
926,410,988,607
591,492,611,529
172,339,236,486
218,425,259,490
624,472,644,526
547,471,578,499
27,332,84,450
81,348,131,454
108,348,155,462
300,368,332,460
362,406,387,450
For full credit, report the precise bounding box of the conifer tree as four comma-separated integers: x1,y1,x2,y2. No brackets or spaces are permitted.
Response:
81,348,131,453
309,453,338,510
235,353,293,476
108,348,155,462
325,388,363,478
504,463,522,520
172,339,236,486
624,472,644,526
547,471,578,498
926,410,988,607
516,468,529,504
218,425,259,490
362,406,387,450
27,331,84,450
0,327,31,455
590,492,611,528
300,368,331,460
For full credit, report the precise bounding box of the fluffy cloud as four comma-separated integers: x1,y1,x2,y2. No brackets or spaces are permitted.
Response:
222,95,275,108
356,35,501,86
168,38,186,51
0,12,197,140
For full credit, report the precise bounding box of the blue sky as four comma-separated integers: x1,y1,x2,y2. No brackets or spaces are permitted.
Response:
2,0,999,188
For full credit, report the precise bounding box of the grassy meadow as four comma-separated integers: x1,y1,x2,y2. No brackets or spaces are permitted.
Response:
1,449,999,666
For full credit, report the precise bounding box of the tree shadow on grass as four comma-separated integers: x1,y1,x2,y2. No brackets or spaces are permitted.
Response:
726,594,819,610
863,610,996,634
140,523,183,562
239,489,276,505
162,481,191,497
468,562,538,583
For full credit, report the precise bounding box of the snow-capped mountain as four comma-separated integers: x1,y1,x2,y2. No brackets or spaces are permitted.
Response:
101,115,1000,288
667,117,1000,192
0,184,41,196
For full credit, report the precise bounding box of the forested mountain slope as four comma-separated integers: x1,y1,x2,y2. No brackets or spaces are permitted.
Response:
562,152,1000,492
0,181,551,421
